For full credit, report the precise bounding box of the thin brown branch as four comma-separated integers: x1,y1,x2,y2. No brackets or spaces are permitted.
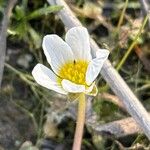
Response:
134,45,150,73
98,93,126,111
87,116,142,138
47,0,150,140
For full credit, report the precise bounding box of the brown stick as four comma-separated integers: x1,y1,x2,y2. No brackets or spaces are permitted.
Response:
47,0,150,140
98,93,126,111
134,45,150,73
87,116,142,138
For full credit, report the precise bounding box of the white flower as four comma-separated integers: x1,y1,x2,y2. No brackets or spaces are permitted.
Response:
32,27,109,96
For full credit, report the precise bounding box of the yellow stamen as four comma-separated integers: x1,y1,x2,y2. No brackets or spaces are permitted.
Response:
58,60,88,85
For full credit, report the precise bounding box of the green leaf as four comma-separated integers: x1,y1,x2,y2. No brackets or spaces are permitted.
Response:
28,25,42,49
26,5,63,20
10,21,28,38
14,5,25,20
0,0,5,13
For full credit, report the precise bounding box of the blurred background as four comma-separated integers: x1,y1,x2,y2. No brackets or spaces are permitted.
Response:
0,0,150,149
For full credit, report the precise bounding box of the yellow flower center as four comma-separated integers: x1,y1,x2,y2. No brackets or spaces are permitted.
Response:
58,60,88,85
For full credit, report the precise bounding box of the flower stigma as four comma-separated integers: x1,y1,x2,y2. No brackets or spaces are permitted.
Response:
58,60,89,85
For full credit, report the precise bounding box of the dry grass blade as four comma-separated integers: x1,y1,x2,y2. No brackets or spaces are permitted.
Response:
47,0,150,140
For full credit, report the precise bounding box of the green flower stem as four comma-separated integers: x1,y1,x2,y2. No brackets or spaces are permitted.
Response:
116,0,128,33
72,93,86,150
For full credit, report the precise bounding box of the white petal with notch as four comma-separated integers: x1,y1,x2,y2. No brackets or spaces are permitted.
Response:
65,26,92,61
86,49,109,85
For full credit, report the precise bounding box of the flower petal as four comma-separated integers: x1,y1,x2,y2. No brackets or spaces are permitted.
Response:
65,26,92,61
85,82,98,96
85,82,95,93
86,85,98,96
86,49,109,85
32,64,67,95
42,35,74,75
61,79,85,93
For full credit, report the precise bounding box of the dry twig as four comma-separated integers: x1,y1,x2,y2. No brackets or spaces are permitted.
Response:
98,93,126,111
87,116,142,138
0,0,17,87
135,45,150,73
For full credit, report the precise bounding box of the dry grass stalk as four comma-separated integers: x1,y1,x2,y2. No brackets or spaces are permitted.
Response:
0,0,18,87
